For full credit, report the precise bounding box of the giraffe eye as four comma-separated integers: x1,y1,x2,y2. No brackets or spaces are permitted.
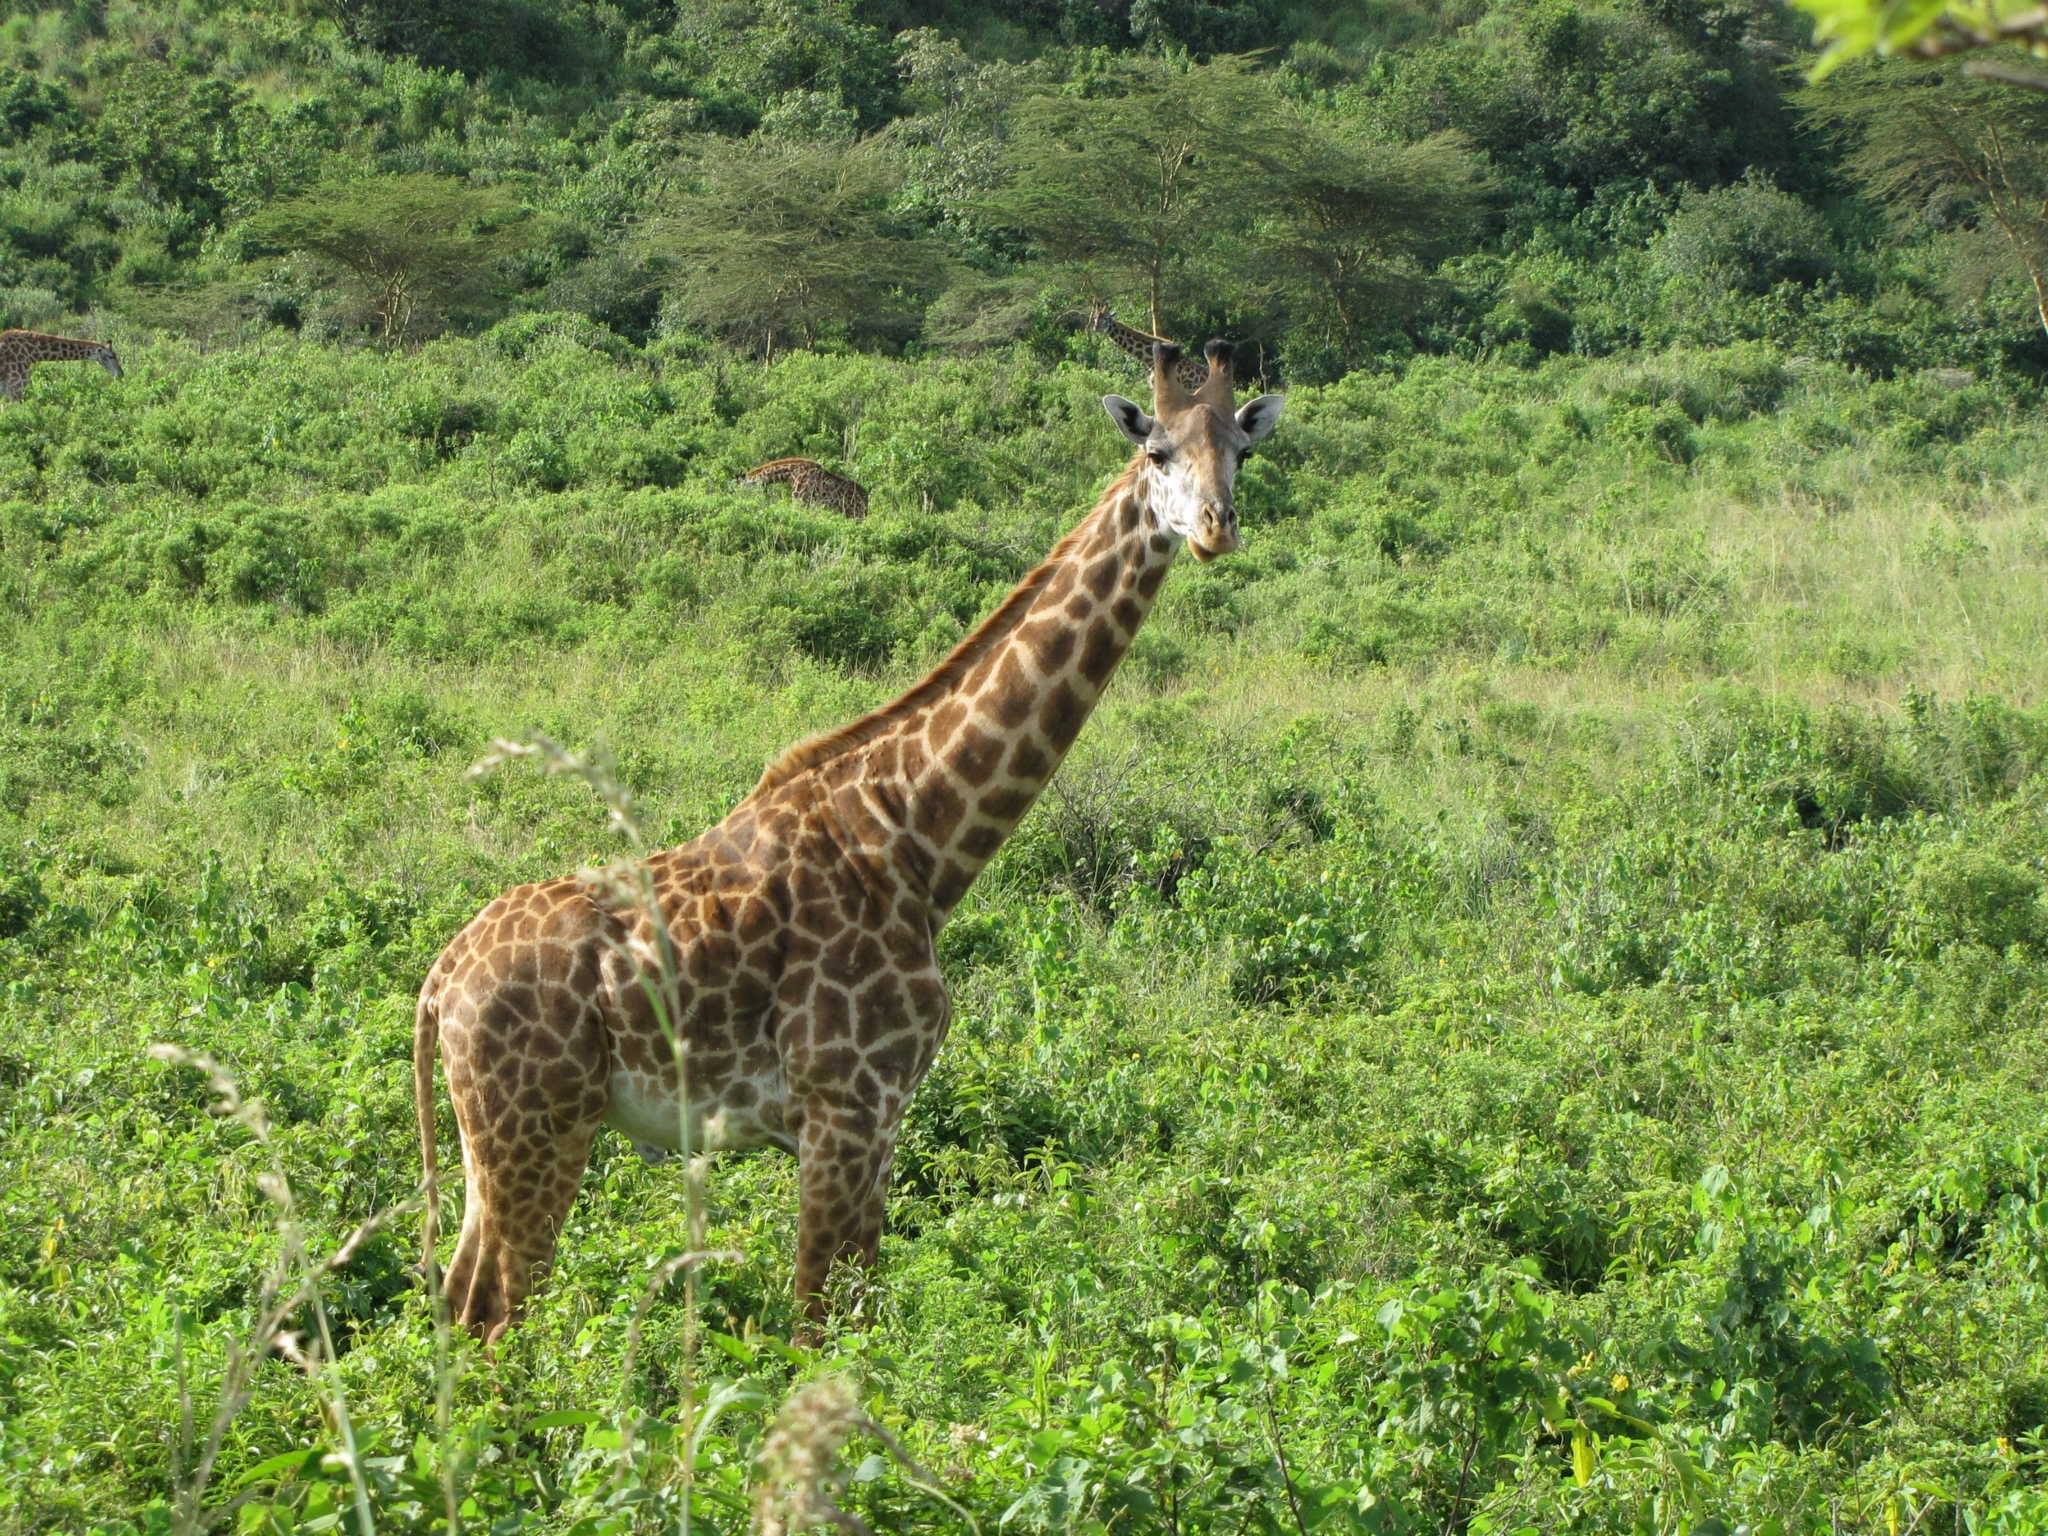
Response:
1146,445,1169,465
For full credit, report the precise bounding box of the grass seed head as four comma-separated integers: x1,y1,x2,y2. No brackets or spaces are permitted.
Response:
754,1375,870,1536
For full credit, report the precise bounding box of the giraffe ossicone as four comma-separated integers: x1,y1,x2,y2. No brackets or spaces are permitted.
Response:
1086,307,1213,394
415,337,1284,1342
0,329,122,401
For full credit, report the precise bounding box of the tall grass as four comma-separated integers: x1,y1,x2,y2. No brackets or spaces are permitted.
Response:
2,330,2047,1532
141,1047,403,1535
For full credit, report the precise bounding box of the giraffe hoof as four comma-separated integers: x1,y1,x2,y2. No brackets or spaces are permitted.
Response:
631,1138,671,1166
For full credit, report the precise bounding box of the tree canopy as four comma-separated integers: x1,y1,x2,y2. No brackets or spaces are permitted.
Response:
1260,125,1490,366
0,0,2036,377
984,56,1282,336
246,173,527,343
1805,61,2048,334
644,135,947,358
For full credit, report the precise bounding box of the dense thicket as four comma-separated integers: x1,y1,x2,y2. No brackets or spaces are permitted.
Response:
1,4,2047,1534
0,0,2042,380
0,325,2045,1535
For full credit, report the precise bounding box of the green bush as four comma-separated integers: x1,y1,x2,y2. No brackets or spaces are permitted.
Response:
1906,848,2045,953
0,330,2042,1533
1656,174,1838,297
0,847,42,936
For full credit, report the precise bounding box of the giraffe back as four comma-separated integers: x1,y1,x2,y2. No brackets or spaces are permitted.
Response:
743,457,869,520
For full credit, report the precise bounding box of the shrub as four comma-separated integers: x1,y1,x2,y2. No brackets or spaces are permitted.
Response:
1168,837,1381,1004
0,848,43,937
1606,401,1697,462
1905,848,2045,953
1655,174,1837,297
502,426,571,490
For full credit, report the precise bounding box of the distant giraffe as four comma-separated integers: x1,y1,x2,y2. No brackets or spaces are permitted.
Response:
416,337,1285,1342
0,329,121,401
743,457,869,520
1086,308,1210,392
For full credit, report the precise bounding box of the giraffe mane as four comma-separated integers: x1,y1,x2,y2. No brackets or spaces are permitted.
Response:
1,329,108,347
748,460,1143,796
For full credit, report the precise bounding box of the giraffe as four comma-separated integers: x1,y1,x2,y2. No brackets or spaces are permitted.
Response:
0,329,121,401
415,339,1284,1342
743,456,870,519
1086,308,1210,393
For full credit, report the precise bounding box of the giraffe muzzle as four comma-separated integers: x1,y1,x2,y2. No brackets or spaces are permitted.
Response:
1188,510,1239,562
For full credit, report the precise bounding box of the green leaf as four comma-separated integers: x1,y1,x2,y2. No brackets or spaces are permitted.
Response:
231,1448,323,1490
526,1409,604,1432
756,1334,813,1366
709,1332,757,1365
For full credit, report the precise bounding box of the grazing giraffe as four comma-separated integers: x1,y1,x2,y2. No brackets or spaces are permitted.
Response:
743,457,870,519
415,340,1284,1342
0,329,121,400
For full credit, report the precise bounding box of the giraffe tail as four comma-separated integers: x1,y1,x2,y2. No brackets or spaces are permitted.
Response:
414,986,442,1285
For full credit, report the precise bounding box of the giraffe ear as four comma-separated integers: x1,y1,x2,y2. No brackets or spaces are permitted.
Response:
1236,393,1285,444
1103,395,1155,446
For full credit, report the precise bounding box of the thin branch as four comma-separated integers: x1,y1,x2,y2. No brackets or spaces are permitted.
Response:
1963,57,2048,90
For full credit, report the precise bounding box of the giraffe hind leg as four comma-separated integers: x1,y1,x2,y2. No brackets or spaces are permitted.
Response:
443,1090,605,1343
436,984,611,1343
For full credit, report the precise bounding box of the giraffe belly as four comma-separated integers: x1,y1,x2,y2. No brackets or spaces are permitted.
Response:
603,1072,791,1156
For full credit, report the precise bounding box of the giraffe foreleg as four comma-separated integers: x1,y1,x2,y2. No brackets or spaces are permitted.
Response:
792,1101,899,1323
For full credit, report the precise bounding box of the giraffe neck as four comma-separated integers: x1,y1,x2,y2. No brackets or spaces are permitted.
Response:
1090,309,1209,392
791,463,1180,921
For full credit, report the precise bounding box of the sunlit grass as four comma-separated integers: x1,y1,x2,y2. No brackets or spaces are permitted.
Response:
2,332,2046,1532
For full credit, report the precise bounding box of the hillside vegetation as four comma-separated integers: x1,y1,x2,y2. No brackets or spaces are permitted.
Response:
0,325,2043,1532
0,0,2046,1532
0,0,2041,377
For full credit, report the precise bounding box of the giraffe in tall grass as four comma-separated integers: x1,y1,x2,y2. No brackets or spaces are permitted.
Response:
0,329,121,400
742,457,870,519
415,339,1284,1340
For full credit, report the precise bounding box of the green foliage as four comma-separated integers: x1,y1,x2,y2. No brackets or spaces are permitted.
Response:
0,275,2047,1532
246,173,529,342
1261,125,1490,375
0,0,2029,386
1802,60,2048,339
1356,0,1803,204
645,135,946,355
1792,0,2048,77
986,54,1282,335
1905,846,2045,951
1656,173,1840,297
1155,828,1383,1004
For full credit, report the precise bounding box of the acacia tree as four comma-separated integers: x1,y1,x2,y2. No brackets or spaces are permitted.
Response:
247,173,526,343
646,135,947,359
1263,125,1489,364
985,56,1282,336
1806,62,2048,336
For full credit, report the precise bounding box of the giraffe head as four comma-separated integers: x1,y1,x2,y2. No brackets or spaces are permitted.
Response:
1102,339,1283,562
94,343,121,380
